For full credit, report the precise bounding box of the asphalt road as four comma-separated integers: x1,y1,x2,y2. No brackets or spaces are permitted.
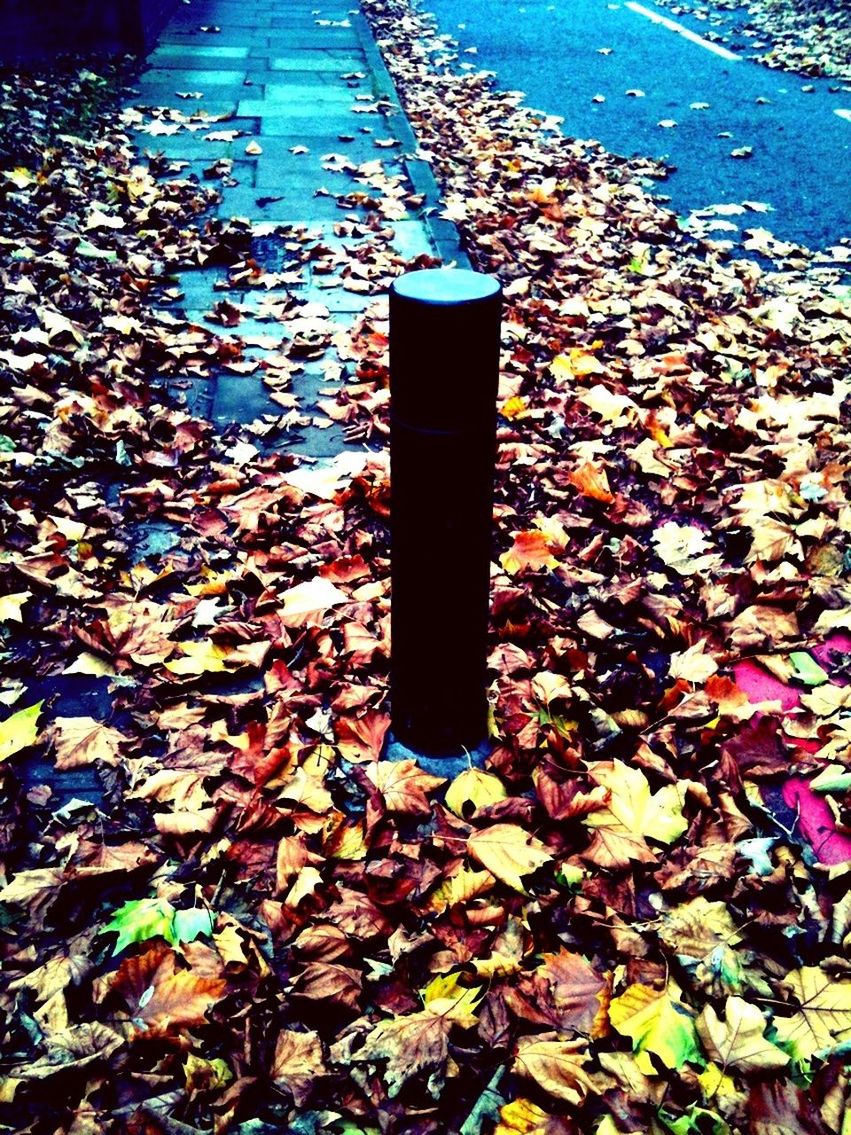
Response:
424,0,851,259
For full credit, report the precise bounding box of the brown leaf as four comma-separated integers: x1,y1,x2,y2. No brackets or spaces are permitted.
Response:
365,758,445,814
50,716,128,769
270,1029,327,1105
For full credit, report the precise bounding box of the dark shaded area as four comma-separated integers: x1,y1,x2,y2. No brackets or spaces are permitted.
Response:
0,0,178,62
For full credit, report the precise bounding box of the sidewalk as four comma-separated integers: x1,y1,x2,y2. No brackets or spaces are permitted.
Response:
129,0,467,455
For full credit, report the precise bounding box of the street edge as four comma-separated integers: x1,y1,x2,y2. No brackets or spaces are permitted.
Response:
352,7,473,270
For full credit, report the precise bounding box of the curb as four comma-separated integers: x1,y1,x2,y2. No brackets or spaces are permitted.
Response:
352,8,472,270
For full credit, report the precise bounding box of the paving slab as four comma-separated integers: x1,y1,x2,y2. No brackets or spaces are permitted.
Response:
130,0,467,455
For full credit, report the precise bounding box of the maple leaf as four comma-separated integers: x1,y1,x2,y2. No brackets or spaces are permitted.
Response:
697,997,789,1072
270,1029,327,1106
50,716,128,769
609,984,702,1070
583,759,687,858
771,966,851,1060
500,530,559,575
467,823,553,892
102,942,226,1033
365,759,445,814
511,949,610,1037
513,1036,596,1105
353,1009,455,1098
652,522,722,577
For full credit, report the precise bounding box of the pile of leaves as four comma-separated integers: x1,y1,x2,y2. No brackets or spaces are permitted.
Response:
0,8,851,1135
652,0,851,80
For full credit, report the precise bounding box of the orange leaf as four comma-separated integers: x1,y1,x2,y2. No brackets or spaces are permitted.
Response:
365,759,445,814
500,530,558,575
567,461,614,503
106,943,225,1033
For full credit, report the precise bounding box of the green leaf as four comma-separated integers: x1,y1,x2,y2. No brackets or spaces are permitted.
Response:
103,897,177,954
660,1106,730,1135
173,906,215,944
0,702,43,762
789,652,829,687
610,984,703,1070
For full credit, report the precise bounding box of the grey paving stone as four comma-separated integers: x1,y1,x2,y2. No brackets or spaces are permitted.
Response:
258,84,359,104
265,53,363,71
141,68,248,86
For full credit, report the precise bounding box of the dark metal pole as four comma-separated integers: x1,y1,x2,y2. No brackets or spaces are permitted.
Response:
389,268,502,756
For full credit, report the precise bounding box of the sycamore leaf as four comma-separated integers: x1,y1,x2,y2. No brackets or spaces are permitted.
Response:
660,1106,730,1135
495,1098,575,1134
354,1009,453,1098
421,972,482,1025
103,898,177,955
280,577,349,626
513,1037,595,1105
652,522,722,577
609,984,702,1069
0,701,43,762
270,1028,327,1106
668,641,719,684
500,530,559,575
697,997,789,1072
584,759,687,847
468,823,553,893
445,768,507,818
163,639,229,676
567,461,615,503
772,966,851,1060
365,759,445,814
172,908,215,945
658,897,742,962
51,716,128,769
106,942,226,1032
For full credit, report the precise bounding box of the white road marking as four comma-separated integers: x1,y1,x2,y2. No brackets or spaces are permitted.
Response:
624,1,741,61
835,109,851,123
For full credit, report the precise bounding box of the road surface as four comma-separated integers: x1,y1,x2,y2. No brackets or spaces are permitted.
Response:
424,0,851,260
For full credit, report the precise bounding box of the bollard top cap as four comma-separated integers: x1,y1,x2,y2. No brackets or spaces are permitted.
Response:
391,267,500,306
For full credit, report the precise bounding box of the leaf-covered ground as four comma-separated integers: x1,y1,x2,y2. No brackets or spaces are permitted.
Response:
0,2,851,1132
652,0,851,80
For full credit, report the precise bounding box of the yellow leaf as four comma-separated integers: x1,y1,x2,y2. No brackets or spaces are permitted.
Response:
426,867,496,913
772,966,851,1060
697,997,789,1072
0,702,43,762
164,639,229,676
609,983,701,1069
584,759,687,847
513,1036,595,1104
501,395,528,420
0,592,31,623
658,896,742,961
495,1097,572,1134
550,350,605,382
421,972,482,1024
468,823,553,893
445,768,507,818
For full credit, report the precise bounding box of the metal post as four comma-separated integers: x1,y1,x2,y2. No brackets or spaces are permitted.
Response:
389,268,502,756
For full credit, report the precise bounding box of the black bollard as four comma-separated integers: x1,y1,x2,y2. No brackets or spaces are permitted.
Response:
389,268,502,756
